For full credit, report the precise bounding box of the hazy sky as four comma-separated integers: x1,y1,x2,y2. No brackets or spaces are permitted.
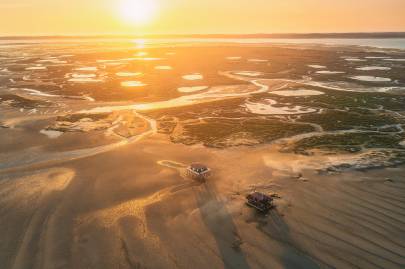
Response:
1,0,405,35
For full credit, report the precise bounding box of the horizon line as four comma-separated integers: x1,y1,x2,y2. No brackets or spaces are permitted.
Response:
1,32,405,40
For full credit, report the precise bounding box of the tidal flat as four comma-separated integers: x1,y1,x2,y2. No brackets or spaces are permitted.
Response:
1,40,405,269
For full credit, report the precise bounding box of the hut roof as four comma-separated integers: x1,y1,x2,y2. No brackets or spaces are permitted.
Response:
248,192,272,202
188,163,210,175
190,163,208,170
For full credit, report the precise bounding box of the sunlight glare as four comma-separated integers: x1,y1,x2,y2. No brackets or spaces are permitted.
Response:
120,0,157,25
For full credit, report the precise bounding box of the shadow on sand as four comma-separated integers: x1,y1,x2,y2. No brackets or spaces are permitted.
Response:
254,208,325,269
193,178,323,269
195,181,251,269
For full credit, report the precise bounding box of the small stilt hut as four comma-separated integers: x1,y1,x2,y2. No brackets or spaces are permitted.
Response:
246,192,274,212
186,163,211,181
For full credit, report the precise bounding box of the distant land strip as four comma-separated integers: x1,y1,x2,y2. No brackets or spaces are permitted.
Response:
1,32,405,40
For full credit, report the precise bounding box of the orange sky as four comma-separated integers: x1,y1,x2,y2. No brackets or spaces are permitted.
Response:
1,0,405,35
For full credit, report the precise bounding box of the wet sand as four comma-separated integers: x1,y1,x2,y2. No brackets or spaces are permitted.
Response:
1,134,404,269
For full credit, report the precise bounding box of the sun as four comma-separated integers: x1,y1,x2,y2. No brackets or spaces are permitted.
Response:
119,0,157,25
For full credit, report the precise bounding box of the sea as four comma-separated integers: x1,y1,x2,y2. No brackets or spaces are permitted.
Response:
0,37,405,50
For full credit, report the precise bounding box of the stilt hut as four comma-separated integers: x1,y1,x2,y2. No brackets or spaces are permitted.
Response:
186,163,211,181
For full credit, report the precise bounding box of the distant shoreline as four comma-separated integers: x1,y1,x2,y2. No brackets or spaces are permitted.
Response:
1,32,405,40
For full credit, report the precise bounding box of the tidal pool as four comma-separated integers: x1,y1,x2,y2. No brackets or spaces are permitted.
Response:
226,56,242,60
116,72,142,77
383,58,405,62
70,73,97,78
350,76,391,82
248,59,268,63
234,71,263,77
40,129,63,139
245,99,316,115
182,74,204,80
155,66,173,70
121,81,147,87
26,66,47,70
272,89,324,96
344,58,366,62
68,78,103,83
316,70,345,74
308,65,326,69
74,67,98,71
355,66,391,71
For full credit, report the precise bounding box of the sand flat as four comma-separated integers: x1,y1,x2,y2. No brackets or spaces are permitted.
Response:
1,137,404,269
1,41,405,269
